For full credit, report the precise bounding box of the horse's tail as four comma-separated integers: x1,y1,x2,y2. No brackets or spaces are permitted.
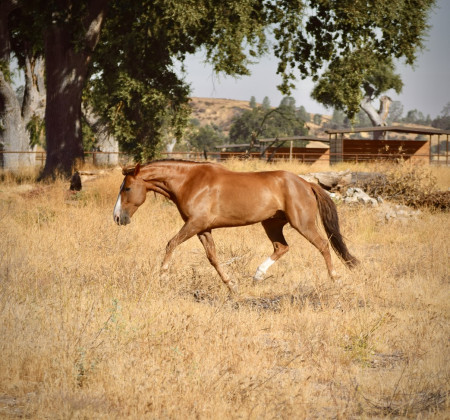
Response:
310,183,359,268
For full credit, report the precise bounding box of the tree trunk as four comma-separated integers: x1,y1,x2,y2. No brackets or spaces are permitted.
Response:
0,71,34,170
40,0,107,179
83,105,119,166
360,95,392,140
0,0,38,170
41,25,86,178
22,56,46,123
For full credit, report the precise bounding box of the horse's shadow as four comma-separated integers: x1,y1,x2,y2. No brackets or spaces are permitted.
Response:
192,285,327,312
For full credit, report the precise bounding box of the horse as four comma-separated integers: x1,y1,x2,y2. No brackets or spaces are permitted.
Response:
113,160,358,293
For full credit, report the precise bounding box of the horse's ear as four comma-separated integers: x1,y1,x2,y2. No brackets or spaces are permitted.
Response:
134,163,141,176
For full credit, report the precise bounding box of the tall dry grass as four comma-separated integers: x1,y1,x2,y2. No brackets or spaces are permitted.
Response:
0,161,449,418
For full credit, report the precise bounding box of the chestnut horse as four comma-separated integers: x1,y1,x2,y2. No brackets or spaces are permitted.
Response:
113,160,358,292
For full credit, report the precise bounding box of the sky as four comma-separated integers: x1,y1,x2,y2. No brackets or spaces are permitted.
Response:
181,0,450,118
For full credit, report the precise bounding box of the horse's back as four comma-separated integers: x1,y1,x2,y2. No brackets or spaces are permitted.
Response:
180,165,316,228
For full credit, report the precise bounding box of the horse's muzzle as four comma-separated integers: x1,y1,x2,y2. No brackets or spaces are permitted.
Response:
114,213,131,225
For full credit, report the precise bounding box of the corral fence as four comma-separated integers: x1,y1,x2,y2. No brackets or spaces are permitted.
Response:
0,151,128,169
1,126,449,169
2,149,446,168
213,126,449,166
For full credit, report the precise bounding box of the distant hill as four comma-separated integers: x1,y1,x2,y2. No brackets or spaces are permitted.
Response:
189,98,252,134
189,97,434,140
189,97,334,137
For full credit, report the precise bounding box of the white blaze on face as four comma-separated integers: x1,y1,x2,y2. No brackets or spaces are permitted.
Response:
113,180,124,222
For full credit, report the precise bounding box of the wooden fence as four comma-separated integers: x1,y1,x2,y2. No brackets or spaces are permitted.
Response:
1,147,448,169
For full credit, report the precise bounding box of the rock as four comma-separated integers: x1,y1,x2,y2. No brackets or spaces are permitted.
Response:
377,203,421,224
344,187,378,206
344,196,358,204
299,171,386,191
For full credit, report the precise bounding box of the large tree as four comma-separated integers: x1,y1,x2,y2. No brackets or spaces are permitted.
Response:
6,0,435,177
0,0,45,170
311,56,404,138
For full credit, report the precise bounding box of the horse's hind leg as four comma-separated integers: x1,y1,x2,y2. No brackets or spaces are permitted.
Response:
254,219,289,281
287,209,337,279
197,231,238,293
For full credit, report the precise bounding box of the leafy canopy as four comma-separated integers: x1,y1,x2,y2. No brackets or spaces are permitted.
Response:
311,56,404,118
86,0,435,158
7,0,435,160
187,124,226,152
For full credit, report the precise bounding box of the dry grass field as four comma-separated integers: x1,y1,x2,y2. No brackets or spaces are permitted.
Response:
0,160,449,419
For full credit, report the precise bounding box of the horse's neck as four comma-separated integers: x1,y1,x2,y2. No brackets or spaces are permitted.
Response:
142,162,193,198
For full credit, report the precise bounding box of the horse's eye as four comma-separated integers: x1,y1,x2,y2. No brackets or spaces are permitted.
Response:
124,187,131,192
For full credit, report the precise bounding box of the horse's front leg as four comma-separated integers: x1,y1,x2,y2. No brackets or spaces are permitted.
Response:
161,222,199,275
197,231,238,294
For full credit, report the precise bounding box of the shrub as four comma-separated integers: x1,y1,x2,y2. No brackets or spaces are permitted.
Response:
361,163,449,210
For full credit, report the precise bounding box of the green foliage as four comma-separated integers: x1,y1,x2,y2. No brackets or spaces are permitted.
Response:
249,96,257,109
297,105,310,123
323,109,350,130
402,109,432,126
26,115,45,148
387,101,404,124
273,0,434,93
81,117,97,152
312,55,404,119
262,96,271,110
7,0,435,163
397,102,450,129
313,114,322,125
85,0,273,161
186,124,226,152
354,110,372,127
432,116,450,130
279,96,296,109
229,98,307,143
440,102,450,118
0,60,12,83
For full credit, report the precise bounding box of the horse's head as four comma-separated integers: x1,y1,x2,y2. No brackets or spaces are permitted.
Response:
113,163,147,225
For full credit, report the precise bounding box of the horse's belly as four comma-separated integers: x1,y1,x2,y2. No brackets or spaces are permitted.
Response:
210,200,283,228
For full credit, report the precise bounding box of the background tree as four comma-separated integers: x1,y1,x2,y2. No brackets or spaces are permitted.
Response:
297,105,310,124
23,0,108,178
0,1,45,170
313,114,322,126
311,57,404,138
387,101,404,125
187,124,225,153
262,96,271,110
279,96,296,109
403,109,432,126
7,0,435,176
249,96,257,109
229,97,307,144
431,102,450,130
323,109,349,130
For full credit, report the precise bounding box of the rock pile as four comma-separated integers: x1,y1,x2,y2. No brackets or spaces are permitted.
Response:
328,187,421,223
299,172,422,223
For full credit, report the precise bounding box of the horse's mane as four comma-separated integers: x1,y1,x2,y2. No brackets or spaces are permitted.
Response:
122,159,217,175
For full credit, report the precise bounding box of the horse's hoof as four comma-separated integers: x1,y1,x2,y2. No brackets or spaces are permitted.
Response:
227,281,239,294
253,269,265,282
330,272,343,286
160,270,169,282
